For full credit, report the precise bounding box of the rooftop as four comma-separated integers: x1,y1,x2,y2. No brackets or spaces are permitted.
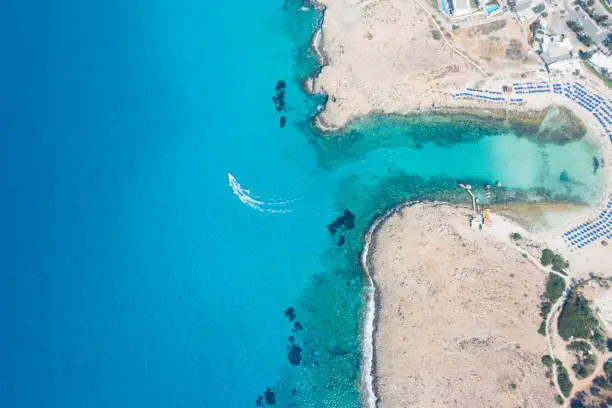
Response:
451,0,472,15
590,51,612,71
541,37,574,65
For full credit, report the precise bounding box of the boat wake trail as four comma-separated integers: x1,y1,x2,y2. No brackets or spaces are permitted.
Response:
228,173,298,213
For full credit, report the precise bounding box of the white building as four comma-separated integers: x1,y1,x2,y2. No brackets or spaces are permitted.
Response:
589,52,612,75
450,0,473,16
541,36,574,65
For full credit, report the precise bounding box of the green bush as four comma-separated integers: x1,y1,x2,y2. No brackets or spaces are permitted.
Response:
593,374,612,390
510,232,522,240
572,363,589,378
551,254,569,273
567,20,582,33
567,340,591,353
431,30,441,40
557,291,599,340
538,320,547,336
545,273,566,302
540,249,569,273
578,34,594,46
554,394,564,405
532,3,546,13
541,249,555,265
540,300,552,318
542,354,554,366
530,20,542,34
592,329,607,352
556,363,573,397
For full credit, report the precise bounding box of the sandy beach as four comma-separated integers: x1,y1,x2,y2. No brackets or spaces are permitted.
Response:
365,203,557,407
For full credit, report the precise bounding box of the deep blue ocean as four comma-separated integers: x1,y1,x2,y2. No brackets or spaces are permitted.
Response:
0,1,604,407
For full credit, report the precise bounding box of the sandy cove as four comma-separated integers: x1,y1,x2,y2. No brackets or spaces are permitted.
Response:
308,0,612,198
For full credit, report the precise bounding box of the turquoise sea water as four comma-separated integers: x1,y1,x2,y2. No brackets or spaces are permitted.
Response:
0,1,604,408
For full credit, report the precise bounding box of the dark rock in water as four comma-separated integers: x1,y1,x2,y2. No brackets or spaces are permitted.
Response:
336,236,345,247
343,209,355,229
291,388,297,396
275,91,286,112
288,335,294,343
326,209,356,235
275,80,286,91
560,171,569,181
284,307,296,321
272,82,286,112
327,217,343,235
280,116,287,128
287,343,303,365
292,321,303,331
264,387,276,405
256,396,263,406
594,156,600,174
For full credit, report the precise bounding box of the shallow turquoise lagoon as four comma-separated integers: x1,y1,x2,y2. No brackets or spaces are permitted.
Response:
0,1,604,408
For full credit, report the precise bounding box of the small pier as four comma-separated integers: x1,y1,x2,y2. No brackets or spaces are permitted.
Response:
460,183,477,213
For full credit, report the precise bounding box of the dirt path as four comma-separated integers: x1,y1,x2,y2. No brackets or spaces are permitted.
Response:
410,0,488,76
544,273,569,401
489,225,569,400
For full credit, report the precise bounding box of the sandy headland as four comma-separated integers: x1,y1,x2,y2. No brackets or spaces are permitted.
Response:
364,203,556,407
309,0,612,138
311,0,541,129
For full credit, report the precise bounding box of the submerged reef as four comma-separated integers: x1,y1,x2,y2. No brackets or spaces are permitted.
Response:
272,80,286,112
264,388,276,405
284,310,304,366
284,307,296,321
327,210,356,235
273,80,287,129
509,105,587,144
287,343,303,365
255,388,276,406
560,171,570,182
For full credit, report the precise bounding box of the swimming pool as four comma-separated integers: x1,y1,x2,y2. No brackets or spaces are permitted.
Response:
440,0,450,14
485,4,500,14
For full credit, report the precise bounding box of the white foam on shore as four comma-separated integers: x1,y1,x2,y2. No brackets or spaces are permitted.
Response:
360,222,378,408
360,202,416,408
